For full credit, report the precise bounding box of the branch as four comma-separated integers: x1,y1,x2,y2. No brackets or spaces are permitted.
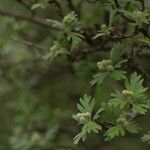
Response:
11,38,48,51
134,64,150,80
0,8,49,28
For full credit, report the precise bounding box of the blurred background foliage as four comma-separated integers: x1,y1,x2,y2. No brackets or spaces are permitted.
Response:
0,0,149,149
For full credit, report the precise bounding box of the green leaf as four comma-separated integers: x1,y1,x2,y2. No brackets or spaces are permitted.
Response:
139,37,150,46
73,121,102,144
42,48,67,62
110,70,126,80
73,132,86,145
77,95,95,113
91,72,108,85
114,59,128,68
93,33,107,39
101,104,119,122
109,90,127,109
105,125,125,140
108,98,127,109
67,32,83,50
83,121,102,134
93,108,104,120
109,9,118,27
132,103,149,114
31,3,45,10
125,122,140,133
125,72,148,98
110,43,125,65
47,19,64,29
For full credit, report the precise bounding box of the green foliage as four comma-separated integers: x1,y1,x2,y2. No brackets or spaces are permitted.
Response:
139,37,150,46
91,43,126,85
110,43,125,65
105,122,140,140
74,72,149,143
105,125,125,140
109,72,149,114
77,95,95,113
44,11,84,61
72,95,102,144
125,122,140,134
108,90,127,109
93,24,111,39
42,41,67,62
125,72,148,98
31,0,48,10
120,9,150,27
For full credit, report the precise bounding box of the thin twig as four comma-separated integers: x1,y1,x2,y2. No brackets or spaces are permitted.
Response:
0,8,52,28
0,8,50,28
11,38,47,51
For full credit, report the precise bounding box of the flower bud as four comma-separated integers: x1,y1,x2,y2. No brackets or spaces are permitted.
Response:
116,115,128,125
63,12,78,28
107,65,114,71
79,116,86,123
73,112,91,124
97,59,114,71
122,90,134,99
101,24,110,35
